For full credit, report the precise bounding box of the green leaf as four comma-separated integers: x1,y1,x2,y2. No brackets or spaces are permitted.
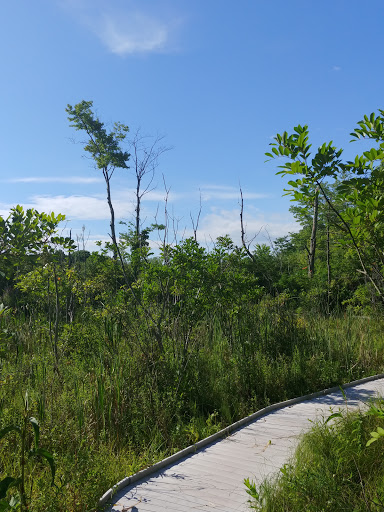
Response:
352,216,361,225
324,412,343,424
0,426,21,441
0,477,19,500
367,405,384,418
33,448,55,484
244,477,259,500
290,161,303,173
370,210,379,221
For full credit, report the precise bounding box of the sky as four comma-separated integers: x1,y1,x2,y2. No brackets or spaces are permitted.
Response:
1,0,383,253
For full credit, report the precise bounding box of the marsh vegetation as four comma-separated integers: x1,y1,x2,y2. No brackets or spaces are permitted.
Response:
1,106,384,511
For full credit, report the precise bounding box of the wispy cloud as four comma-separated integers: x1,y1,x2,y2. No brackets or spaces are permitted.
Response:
24,195,112,220
100,12,169,56
191,208,299,245
1,187,178,222
200,185,269,201
332,65,341,71
7,176,103,184
1,198,300,251
60,0,183,56
0,209,10,219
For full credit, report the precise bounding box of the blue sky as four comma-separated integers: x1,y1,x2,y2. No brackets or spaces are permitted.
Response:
1,0,383,252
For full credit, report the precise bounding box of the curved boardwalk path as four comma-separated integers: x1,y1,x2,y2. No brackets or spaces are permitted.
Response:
104,375,384,512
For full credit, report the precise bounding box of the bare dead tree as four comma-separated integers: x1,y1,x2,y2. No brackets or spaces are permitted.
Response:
154,175,172,264
190,191,202,242
239,187,262,261
128,130,172,250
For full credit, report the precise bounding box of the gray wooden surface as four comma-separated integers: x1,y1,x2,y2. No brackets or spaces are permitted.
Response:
108,378,384,512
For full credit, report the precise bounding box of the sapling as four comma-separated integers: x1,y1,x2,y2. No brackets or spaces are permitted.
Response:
0,392,55,511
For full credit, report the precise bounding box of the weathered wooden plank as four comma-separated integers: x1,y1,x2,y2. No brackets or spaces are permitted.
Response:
108,377,384,512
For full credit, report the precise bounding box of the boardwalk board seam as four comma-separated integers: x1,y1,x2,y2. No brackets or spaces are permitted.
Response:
99,373,384,508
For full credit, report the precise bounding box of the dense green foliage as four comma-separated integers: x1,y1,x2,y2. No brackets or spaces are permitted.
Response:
246,403,384,511
1,107,384,510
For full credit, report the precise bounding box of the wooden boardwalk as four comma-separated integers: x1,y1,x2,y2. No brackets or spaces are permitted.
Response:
104,376,384,512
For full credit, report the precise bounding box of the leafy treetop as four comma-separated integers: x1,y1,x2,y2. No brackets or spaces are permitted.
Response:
66,100,130,172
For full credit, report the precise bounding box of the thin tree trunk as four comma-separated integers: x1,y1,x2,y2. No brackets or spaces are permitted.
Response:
308,187,319,278
135,175,141,248
316,181,383,299
327,206,331,314
240,188,256,262
52,264,60,364
104,169,117,260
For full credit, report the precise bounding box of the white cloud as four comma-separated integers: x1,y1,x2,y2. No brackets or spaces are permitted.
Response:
24,195,112,220
200,185,269,201
7,176,103,184
100,12,169,55
332,65,341,71
2,187,178,222
1,178,298,250
190,208,299,246
60,0,182,56
0,209,10,218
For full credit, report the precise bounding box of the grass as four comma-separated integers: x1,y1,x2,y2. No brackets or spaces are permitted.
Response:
247,401,384,511
1,302,384,511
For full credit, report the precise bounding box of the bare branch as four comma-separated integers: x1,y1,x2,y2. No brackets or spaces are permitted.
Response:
128,130,172,247
240,187,261,261
190,191,202,242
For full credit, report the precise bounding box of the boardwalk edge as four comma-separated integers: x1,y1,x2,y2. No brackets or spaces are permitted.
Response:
98,372,384,508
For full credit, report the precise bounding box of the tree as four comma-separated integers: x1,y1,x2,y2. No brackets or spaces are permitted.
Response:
344,112,384,285
67,102,173,351
0,205,74,288
0,206,75,363
66,100,130,259
119,130,169,277
266,125,343,278
267,110,384,300
128,130,170,251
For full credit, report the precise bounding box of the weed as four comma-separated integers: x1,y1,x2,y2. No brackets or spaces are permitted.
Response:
0,392,55,512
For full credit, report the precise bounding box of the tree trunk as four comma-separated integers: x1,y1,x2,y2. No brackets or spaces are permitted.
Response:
135,175,142,249
326,206,331,314
308,188,319,278
104,169,117,260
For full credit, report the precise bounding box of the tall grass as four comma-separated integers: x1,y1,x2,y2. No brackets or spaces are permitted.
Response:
0,299,384,511
247,402,384,511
